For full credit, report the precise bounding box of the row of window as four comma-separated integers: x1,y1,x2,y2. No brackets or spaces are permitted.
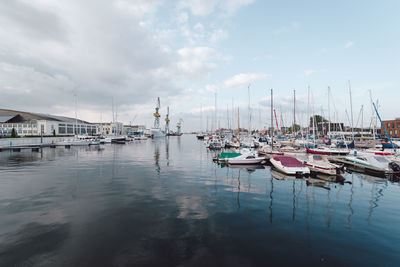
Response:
386,122,400,129
389,130,399,136
0,124,37,128
0,130,38,134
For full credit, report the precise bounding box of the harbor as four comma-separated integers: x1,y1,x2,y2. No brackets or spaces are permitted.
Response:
1,135,400,266
1,0,400,266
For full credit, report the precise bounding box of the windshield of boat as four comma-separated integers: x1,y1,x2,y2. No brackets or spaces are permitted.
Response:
374,156,389,163
313,155,323,160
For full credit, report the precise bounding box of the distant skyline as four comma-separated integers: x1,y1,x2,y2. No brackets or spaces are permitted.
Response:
1,0,399,131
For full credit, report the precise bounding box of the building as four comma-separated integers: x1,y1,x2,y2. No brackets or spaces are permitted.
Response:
99,122,124,135
123,125,146,135
0,109,99,137
381,118,400,138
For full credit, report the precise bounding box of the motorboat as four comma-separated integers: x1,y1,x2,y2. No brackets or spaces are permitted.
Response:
303,155,343,176
196,133,205,140
269,156,310,177
343,153,400,175
208,139,224,149
258,145,284,159
279,146,306,154
133,135,148,140
306,146,350,156
227,149,265,165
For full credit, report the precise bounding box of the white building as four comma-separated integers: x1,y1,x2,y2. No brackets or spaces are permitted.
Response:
99,122,124,135
123,125,146,135
0,109,100,137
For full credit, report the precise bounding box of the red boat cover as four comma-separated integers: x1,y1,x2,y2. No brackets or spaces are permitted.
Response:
273,156,304,167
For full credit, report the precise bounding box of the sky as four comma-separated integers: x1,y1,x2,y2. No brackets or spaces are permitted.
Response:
0,0,399,132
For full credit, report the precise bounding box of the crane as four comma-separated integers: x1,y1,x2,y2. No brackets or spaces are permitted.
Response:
165,106,170,135
176,118,183,135
153,97,161,128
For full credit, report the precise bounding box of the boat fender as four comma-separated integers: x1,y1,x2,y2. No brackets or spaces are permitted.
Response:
389,162,400,172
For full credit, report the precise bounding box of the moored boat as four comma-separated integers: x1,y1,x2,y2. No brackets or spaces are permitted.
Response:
303,155,343,176
270,156,310,177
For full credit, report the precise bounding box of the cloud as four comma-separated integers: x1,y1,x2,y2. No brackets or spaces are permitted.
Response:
0,0,236,125
178,0,254,16
304,69,317,77
176,47,222,79
223,73,270,88
345,41,354,48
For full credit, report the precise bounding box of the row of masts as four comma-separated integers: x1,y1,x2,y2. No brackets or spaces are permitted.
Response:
198,84,381,139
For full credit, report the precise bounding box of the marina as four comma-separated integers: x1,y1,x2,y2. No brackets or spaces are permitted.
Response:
1,0,400,266
1,135,400,266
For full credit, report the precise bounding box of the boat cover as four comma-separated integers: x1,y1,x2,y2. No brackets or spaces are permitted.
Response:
219,152,241,159
273,156,304,167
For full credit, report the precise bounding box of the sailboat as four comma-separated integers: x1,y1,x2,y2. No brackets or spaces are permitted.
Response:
259,89,284,158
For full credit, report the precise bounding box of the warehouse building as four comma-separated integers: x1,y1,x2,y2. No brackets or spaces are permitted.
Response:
0,109,99,137
381,118,400,138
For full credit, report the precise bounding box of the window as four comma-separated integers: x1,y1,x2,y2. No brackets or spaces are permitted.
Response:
58,125,66,134
388,123,391,128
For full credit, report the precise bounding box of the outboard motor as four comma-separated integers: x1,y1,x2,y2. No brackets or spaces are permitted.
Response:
389,162,400,172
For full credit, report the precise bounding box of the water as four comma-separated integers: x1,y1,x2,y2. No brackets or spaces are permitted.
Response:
0,136,399,266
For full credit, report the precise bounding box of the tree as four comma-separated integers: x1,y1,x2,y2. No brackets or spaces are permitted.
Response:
11,128,17,138
309,115,328,126
288,124,301,133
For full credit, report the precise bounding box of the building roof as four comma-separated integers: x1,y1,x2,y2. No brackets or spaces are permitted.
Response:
0,109,93,124
0,114,19,123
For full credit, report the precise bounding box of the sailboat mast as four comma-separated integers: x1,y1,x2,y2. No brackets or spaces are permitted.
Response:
307,86,310,140
369,90,375,139
361,105,364,137
271,89,274,149
238,107,240,143
214,92,217,134
349,80,354,139
74,93,78,135
312,90,316,147
293,89,296,136
328,87,331,138
248,84,251,135
200,103,203,133
226,104,229,130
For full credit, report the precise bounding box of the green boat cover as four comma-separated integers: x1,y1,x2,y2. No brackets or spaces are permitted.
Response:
219,152,241,159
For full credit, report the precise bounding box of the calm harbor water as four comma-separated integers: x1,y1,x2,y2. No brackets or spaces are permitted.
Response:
0,135,399,266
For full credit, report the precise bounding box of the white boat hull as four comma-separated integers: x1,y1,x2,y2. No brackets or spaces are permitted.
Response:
270,158,310,176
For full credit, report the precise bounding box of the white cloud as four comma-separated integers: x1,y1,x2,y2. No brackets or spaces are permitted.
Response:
205,84,219,92
345,41,354,48
176,47,222,79
304,69,317,76
209,28,229,43
178,0,254,16
223,73,270,88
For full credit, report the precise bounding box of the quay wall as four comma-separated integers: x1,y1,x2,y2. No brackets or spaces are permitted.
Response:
0,137,75,147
